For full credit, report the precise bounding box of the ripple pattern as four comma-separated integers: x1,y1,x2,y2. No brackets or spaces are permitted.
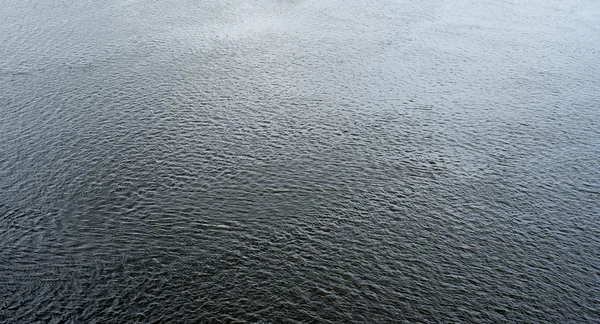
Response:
1,0,599,322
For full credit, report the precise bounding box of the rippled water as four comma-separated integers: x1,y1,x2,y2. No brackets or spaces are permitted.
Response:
1,0,599,322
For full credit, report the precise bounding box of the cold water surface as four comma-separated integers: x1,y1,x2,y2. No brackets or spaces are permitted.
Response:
1,0,599,322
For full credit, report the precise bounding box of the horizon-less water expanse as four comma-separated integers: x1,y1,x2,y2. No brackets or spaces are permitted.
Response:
1,0,599,322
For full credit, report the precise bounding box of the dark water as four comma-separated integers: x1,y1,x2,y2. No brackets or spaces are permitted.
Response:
1,0,599,322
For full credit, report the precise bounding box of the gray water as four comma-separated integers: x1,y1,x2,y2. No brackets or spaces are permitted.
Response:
1,0,599,322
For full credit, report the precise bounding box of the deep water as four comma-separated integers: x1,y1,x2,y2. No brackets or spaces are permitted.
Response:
1,0,599,322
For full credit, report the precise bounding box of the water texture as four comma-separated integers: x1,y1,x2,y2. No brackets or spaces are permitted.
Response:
1,0,599,322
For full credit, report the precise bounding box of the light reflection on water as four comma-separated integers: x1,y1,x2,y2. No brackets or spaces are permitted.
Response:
1,0,599,322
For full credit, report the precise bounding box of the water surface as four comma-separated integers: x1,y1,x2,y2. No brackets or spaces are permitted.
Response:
1,0,599,322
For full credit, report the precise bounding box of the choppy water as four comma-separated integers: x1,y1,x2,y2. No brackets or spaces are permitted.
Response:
1,0,599,322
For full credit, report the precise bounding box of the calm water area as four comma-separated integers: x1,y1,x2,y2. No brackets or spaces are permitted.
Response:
1,0,599,322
